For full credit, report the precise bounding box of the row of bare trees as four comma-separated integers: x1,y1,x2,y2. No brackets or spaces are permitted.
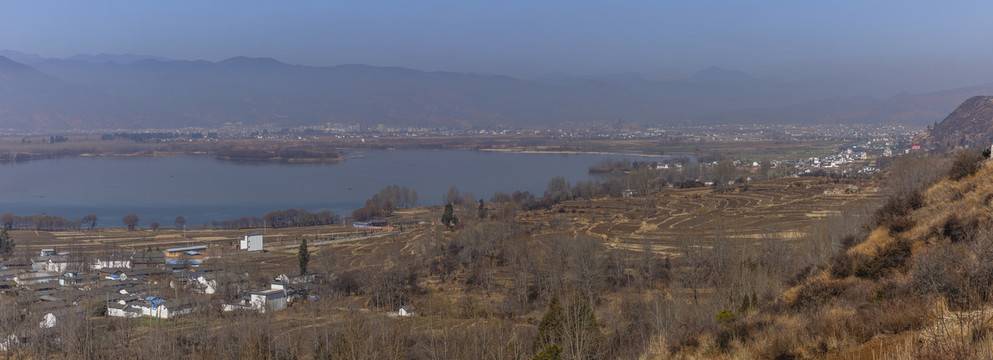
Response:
1,213,100,231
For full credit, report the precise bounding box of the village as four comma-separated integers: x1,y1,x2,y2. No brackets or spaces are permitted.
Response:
0,219,425,350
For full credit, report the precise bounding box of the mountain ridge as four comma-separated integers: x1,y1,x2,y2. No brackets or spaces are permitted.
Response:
1,52,991,131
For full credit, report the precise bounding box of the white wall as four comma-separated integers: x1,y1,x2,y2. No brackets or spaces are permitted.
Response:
242,234,263,252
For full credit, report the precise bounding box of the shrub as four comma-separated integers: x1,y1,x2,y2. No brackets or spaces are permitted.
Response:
852,238,912,280
331,272,361,295
948,148,985,181
790,278,849,309
840,235,859,250
533,344,562,360
87,301,107,317
829,252,854,278
942,215,978,243
716,309,737,324
871,189,924,231
888,215,916,234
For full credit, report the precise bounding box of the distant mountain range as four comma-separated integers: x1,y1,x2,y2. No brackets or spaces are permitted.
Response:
0,50,990,132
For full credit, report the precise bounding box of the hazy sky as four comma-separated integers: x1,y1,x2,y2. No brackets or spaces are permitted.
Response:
3,1,993,91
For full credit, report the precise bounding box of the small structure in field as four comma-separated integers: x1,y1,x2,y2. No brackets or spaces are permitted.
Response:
353,220,390,229
241,233,264,252
163,246,206,261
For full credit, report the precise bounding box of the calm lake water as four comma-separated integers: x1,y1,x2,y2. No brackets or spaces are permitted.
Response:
0,149,661,227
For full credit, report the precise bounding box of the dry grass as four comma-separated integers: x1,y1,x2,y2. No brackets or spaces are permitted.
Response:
849,228,896,257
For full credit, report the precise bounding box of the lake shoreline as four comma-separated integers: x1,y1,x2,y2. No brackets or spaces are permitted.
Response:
0,149,656,227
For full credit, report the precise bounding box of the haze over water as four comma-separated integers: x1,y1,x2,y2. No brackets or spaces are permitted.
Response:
0,150,659,227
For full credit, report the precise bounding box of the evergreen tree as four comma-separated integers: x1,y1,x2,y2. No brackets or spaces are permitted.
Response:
738,294,751,313
298,238,310,275
441,203,458,228
532,344,562,360
532,295,564,354
0,229,13,260
478,199,487,219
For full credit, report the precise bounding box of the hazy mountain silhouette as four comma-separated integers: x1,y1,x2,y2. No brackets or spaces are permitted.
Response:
682,66,758,87
696,85,993,126
0,52,988,131
0,56,152,131
0,50,46,64
65,53,175,64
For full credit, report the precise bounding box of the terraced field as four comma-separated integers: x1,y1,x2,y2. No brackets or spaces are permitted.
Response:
523,177,884,256
6,177,882,273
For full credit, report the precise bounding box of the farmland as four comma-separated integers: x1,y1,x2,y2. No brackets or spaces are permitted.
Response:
0,171,890,358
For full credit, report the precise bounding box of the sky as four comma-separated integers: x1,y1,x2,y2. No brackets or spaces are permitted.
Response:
3,1,993,92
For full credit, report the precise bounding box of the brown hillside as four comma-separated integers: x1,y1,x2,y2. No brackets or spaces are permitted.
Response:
916,95,993,148
677,152,993,359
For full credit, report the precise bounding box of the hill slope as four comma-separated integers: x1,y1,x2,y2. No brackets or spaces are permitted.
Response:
915,95,993,148
672,152,993,359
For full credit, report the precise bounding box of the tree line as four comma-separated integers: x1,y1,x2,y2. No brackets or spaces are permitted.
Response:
1,213,97,231
212,209,342,230
351,185,418,221
1,208,341,232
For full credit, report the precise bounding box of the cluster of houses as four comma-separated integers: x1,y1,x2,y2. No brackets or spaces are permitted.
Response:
805,148,869,169
0,233,320,328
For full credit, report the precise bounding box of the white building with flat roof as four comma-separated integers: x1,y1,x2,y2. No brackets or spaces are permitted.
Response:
222,285,287,313
241,233,264,252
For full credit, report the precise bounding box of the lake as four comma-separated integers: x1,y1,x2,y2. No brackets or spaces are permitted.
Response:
0,149,662,227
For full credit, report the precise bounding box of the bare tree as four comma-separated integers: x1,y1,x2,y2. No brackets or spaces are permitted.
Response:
759,159,772,180
122,214,139,231
627,166,658,198
0,213,13,230
714,159,736,193
444,185,462,205
507,238,537,312
568,234,605,303
81,214,98,230
676,234,712,304
546,176,572,203
561,296,604,360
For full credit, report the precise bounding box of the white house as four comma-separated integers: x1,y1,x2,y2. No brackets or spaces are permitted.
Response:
92,253,132,270
241,233,264,252
195,275,216,295
39,313,56,329
107,302,142,318
133,297,195,319
32,256,70,273
14,271,58,285
249,289,286,313
222,286,287,313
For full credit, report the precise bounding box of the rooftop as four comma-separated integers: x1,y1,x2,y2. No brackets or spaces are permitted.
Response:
164,245,207,253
